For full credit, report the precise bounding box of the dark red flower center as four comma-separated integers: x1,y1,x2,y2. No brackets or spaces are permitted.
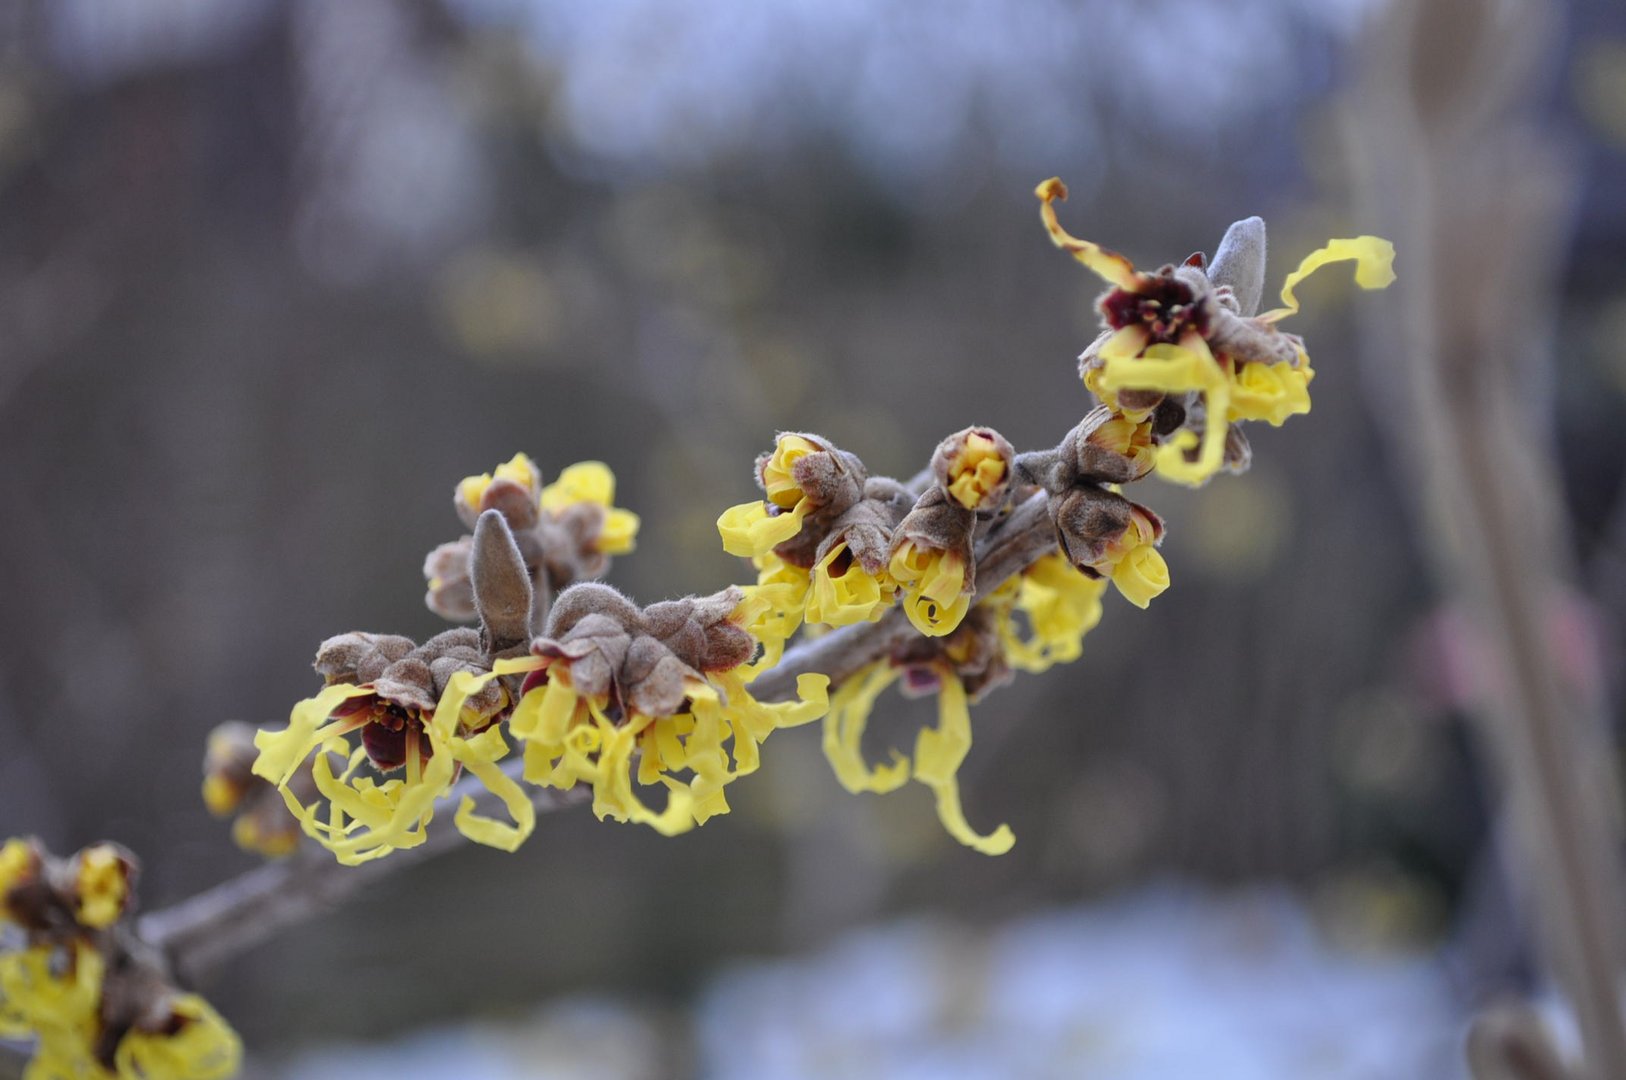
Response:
1100,273,1206,345
358,701,432,772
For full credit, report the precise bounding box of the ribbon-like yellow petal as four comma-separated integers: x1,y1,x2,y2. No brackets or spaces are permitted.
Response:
1263,235,1396,322
913,675,1014,856
821,663,910,794
1035,178,1139,289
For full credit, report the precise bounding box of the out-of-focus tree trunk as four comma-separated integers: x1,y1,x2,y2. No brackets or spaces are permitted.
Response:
1343,1,1626,1075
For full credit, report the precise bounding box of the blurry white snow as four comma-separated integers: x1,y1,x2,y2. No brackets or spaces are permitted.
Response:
277,885,1466,1079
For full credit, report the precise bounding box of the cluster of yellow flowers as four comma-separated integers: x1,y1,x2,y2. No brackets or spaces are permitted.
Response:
237,188,1392,870
711,183,1394,854
248,457,828,865
0,839,241,1080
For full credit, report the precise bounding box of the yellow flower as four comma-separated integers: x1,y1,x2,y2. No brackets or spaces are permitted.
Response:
1089,507,1169,610
0,840,37,921
1038,177,1394,488
1085,412,1158,477
457,452,542,517
888,539,971,637
253,659,544,865
0,943,104,1059
510,662,829,836
542,461,640,555
998,552,1108,672
760,434,822,509
71,846,130,930
1227,355,1314,426
806,543,896,627
944,432,1009,511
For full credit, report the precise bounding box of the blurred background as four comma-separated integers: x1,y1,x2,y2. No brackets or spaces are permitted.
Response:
1,0,1624,1075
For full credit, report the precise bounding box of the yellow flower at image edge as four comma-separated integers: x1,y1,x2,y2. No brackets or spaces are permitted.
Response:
542,461,640,555
0,839,35,906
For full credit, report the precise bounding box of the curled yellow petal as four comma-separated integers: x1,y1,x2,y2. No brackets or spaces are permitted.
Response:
717,498,811,559
1263,235,1396,322
1001,553,1108,672
889,541,971,637
807,543,896,627
1227,360,1313,426
913,676,1014,856
1035,177,1138,289
252,682,373,786
1109,543,1170,609
761,434,823,509
451,728,535,853
820,663,910,794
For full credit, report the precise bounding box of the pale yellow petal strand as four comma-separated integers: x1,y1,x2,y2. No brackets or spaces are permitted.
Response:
451,729,536,852
1262,235,1396,322
252,683,372,785
821,663,910,794
914,675,1015,856
589,709,695,836
1034,178,1139,289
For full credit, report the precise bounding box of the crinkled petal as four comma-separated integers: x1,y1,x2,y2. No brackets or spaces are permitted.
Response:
252,683,373,785
821,663,910,794
717,498,811,559
1263,235,1396,322
913,675,1014,855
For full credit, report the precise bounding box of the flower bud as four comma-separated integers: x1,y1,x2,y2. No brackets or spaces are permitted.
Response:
72,844,135,930
932,427,1013,512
